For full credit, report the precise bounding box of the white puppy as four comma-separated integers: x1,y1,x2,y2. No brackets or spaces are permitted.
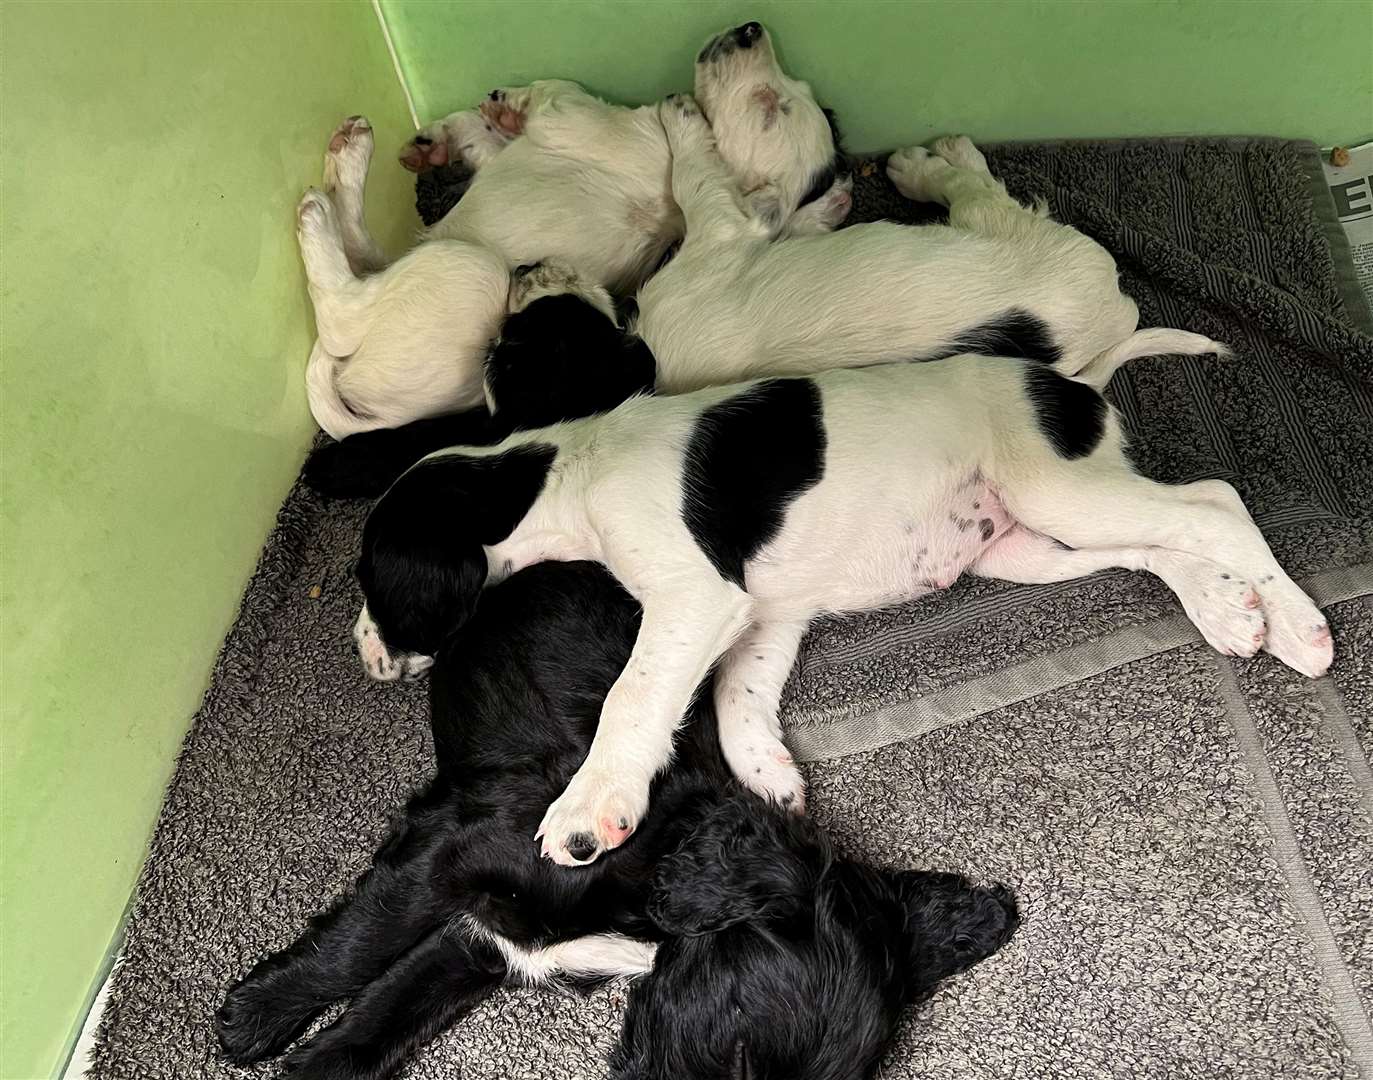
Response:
634,96,1221,393
350,358,1333,867
298,23,847,438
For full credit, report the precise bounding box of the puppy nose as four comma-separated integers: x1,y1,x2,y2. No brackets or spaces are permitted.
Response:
734,21,763,46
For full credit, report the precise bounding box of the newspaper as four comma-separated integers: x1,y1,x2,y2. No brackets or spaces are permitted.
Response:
1322,140,1373,310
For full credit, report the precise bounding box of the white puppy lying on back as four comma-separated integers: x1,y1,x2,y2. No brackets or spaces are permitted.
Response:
297,22,849,438
632,96,1220,393
350,355,1333,867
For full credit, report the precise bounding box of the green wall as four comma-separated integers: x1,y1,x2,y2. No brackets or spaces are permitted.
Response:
0,3,416,1077
380,0,1373,150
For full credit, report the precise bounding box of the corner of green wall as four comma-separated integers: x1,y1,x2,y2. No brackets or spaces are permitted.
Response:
0,3,417,1076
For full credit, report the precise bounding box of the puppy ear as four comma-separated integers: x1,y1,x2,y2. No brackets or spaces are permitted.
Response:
891,870,1020,995
648,796,826,935
357,446,556,654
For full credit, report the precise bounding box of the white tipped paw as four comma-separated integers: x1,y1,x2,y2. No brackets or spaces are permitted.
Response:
1182,572,1268,658
536,768,646,866
323,115,372,193
725,733,806,812
1261,594,1333,678
886,145,951,203
659,94,710,143
352,605,433,683
296,188,336,237
930,134,990,174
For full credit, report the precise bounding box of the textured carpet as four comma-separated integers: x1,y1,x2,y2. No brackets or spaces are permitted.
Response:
90,139,1373,1079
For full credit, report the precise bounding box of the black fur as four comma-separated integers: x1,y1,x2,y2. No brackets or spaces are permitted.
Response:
926,309,1062,365
796,108,851,212
356,444,557,655
218,563,1019,1080
682,379,827,587
1023,365,1107,459
304,296,652,501
487,294,656,430
303,410,510,499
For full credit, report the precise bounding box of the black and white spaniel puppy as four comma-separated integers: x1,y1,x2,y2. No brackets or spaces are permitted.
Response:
299,22,850,438
351,351,1333,867
217,562,1019,1080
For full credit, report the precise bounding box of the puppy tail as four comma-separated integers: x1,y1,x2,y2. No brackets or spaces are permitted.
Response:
1072,329,1231,391
305,339,376,441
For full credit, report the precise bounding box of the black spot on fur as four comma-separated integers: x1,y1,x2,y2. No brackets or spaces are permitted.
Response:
979,519,995,541
682,379,826,586
357,444,557,655
1023,366,1107,459
927,309,1062,365
488,295,657,431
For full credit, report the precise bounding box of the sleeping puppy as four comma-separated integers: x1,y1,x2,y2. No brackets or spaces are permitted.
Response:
352,356,1334,867
217,562,1019,1080
635,99,1224,393
300,22,850,438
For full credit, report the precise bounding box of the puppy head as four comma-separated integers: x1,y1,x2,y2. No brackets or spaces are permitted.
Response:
507,259,616,321
694,22,851,236
610,795,1018,1079
356,445,557,658
487,269,656,429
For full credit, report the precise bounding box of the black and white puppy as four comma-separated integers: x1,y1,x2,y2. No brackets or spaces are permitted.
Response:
352,355,1334,866
300,22,849,438
218,562,1018,1080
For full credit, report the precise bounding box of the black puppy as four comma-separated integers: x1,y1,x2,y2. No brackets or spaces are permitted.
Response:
304,291,656,499
218,563,1018,1079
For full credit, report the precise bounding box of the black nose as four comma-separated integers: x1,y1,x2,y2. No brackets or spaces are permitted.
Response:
513,262,541,277
734,21,763,46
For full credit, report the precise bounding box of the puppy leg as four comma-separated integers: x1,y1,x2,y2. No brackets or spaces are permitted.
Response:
1003,473,1332,677
276,928,505,1080
538,578,754,866
322,116,390,275
973,526,1268,658
714,617,809,809
660,94,755,241
887,135,1042,239
216,790,461,1063
296,189,380,357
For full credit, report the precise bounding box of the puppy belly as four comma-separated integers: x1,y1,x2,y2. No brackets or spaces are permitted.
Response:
913,482,1013,590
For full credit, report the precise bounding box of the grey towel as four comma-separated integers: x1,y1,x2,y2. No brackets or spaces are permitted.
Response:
90,139,1373,1080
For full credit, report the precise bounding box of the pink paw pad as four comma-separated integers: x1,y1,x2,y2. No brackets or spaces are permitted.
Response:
600,816,635,848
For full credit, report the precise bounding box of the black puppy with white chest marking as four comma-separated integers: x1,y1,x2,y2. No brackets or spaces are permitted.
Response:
218,563,1019,1079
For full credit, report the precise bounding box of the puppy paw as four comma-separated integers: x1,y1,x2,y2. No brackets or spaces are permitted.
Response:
536,768,647,866
1176,570,1269,659
727,734,806,813
659,94,710,145
352,605,432,683
930,134,991,175
479,89,527,138
886,145,952,203
217,975,314,1064
1261,593,1333,678
323,115,372,193
399,128,451,173
296,188,336,238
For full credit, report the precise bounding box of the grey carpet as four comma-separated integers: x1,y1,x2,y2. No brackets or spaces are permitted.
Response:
91,139,1373,1079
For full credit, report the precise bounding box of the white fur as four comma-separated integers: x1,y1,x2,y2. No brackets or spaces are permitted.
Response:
461,916,657,985
635,120,1224,393
364,358,1332,866
299,26,842,437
